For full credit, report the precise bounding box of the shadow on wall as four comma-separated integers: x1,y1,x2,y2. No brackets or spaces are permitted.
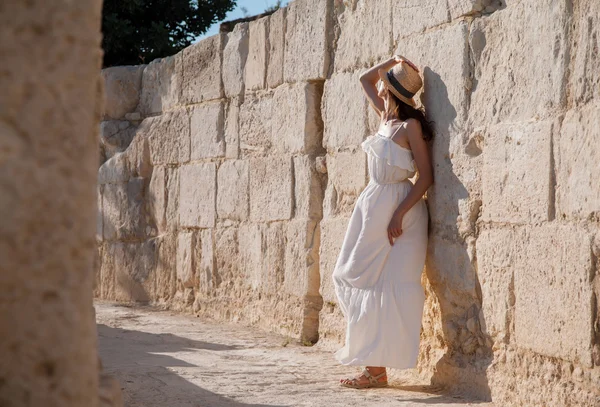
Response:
97,120,181,305
97,162,164,305
419,67,492,401
98,324,285,407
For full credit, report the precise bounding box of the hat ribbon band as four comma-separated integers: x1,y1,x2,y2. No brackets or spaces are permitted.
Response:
387,71,416,100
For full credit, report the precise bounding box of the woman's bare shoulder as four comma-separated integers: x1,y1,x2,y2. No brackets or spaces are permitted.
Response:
404,117,421,128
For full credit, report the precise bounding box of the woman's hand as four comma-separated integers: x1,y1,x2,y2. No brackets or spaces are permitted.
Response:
387,212,404,246
393,54,419,72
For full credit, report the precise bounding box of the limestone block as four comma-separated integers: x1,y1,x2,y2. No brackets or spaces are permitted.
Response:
482,120,553,224
366,102,382,136
245,17,268,91
327,151,367,195
447,0,501,19
148,108,190,165
190,101,225,160
284,0,331,82
138,55,179,115
98,152,129,184
514,224,593,367
324,151,367,217
102,177,148,241
102,183,120,241
266,7,286,88
249,155,293,222
99,243,116,299
177,232,197,288
100,120,134,143
125,118,154,178
571,0,600,106
147,166,179,233
392,0,449,40
262,222,286,294
468,1,569,127
293,155,324,221
322,179,336,219
322,71,367,150
333,0,392,72
148,166,169,233
102,65,144,120
272,82,323,154
165,167,180,231
214,227,239,285
122,177,149,240
125,112,141,121
556,105,600,220
425,133,481,228
198,229,215,294
114,240,156,302
222,22,249,98
179,163,216,228
154,234,177,300
180,34,224,105
238,223,264,290
100,120,136,161
239,91,273,153
476,227,523,343
396,21,470,133
217,159,249,221
284,219,320,297
319,302,346,346
319,217,350,303
425,235,478,311
225,97,240,159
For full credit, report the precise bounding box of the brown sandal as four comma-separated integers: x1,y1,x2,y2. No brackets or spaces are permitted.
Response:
340,368,388,389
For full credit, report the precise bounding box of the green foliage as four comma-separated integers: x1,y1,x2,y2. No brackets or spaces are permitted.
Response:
102,0,237,67
264,0,283,13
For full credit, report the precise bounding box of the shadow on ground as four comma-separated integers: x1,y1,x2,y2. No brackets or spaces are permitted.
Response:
98,324,286,407
386,384,491,405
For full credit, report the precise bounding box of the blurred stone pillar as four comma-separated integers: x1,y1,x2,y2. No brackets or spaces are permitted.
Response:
0,1,105,406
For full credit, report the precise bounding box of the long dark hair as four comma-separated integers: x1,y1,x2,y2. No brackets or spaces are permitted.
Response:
384,93,435,142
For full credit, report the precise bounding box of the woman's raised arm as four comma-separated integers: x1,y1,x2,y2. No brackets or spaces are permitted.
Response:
359,56,397,116
359,55,418,117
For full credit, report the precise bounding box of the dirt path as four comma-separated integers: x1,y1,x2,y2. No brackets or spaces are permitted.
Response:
96,301,493,407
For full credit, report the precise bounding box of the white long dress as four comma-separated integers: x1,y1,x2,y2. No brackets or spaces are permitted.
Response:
332,129,429,369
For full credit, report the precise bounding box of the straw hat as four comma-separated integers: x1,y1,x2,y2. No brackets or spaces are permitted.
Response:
379,59,423,108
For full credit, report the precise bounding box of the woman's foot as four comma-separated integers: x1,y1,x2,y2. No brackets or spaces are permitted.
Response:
340,366,388,388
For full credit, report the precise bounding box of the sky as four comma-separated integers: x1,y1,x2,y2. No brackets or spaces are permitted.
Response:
195,0,291,42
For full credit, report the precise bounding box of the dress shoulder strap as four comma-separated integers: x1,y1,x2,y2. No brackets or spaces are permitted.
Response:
389,120,405,140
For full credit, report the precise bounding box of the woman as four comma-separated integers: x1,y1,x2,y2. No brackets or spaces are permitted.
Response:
333,55,434,389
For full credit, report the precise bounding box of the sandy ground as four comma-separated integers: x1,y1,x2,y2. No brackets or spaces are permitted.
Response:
96,301,494,407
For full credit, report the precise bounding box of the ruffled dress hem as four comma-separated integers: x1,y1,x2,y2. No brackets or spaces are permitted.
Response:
333,282,425,370
333,352,418,370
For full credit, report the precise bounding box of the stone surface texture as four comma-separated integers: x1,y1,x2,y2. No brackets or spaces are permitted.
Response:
222,23,249,99
0,1,122,406
95,0,600,405
102,65,144,120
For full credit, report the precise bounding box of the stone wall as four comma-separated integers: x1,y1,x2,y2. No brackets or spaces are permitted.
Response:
96,0,600,405
96,5,326,345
